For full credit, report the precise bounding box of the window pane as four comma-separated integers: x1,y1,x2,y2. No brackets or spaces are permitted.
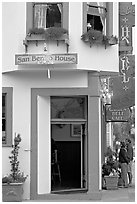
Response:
51,97,86,119
2,94,6,144
34,3,62,29
87,2,106,32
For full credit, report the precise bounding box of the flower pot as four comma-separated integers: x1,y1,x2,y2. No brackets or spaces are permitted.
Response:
108,37,118,45
104,176,119,190
2,183,24,202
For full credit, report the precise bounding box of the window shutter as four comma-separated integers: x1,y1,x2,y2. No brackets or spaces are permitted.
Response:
106,2,113,37
62,2,69,30
26,2,33,34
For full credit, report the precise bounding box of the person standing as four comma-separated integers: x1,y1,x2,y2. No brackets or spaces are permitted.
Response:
126,138,133,186
119,141,129,188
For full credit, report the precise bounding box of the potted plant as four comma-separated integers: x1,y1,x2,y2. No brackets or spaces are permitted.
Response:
102,146,120,190
26,27,68,41
2,134,27,202
81,28,118,48
108,35,118,45
23,27,69,52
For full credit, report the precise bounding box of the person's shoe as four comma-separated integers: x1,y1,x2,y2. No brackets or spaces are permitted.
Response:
118,185,124,188
124,185,128,188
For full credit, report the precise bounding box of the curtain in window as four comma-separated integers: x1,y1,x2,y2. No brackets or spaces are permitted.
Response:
34,4,48,29
57,3,62,14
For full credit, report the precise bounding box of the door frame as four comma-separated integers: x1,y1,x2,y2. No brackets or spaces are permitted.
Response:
30,74,101,200
30,88,89,200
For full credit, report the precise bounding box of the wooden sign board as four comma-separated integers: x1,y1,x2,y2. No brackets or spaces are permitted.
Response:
15,53,77,65
105,105,130,122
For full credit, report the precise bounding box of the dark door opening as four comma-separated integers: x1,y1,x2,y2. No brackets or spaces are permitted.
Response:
51,123,86,191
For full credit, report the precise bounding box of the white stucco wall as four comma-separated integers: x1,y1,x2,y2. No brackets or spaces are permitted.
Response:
2,2,26,72
2,70,88,199
2,2,119,73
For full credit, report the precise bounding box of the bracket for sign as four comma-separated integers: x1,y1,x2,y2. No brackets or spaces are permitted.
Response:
23,34,69,54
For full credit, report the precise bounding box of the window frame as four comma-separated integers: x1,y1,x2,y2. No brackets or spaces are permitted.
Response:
2,87,13,147
83,2,113,36
26,2,69,35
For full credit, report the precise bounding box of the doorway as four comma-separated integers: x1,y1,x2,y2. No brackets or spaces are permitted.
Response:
51,96,87,192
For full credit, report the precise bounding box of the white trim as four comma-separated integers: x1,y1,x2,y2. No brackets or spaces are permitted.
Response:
99,98,101,190
37,95,51,194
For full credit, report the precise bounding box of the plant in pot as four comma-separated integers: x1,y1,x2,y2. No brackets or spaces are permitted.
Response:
27,27,68,41
2,133,28,202
24,27,69,52
81,28,118,48
102,146,120,190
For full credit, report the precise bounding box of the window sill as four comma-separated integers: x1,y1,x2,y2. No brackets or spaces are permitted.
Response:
23,33,69,53
81,37,118,49
24,33,69,44
81,29,118,49
2,144,12,147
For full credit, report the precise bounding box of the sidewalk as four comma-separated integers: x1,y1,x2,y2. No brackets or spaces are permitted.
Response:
26,162,135,202
25,185,135,202
100,184,135,202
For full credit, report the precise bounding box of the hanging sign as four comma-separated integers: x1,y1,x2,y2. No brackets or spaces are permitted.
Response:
119,54,135,82
105,104,130,122
15,53,77,65
119,2,135,52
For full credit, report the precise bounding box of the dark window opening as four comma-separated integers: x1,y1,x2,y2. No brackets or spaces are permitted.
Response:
2,87,12,147
87,14,103,31
86,2,106,33
2,93,6,144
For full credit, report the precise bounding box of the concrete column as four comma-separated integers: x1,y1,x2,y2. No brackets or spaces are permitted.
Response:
88,95,100,193
87,73,101,198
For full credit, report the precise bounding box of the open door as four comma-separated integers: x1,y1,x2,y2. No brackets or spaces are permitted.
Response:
51,122,87,192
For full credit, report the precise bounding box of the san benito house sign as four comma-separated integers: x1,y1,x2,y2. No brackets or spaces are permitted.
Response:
15,54,77,65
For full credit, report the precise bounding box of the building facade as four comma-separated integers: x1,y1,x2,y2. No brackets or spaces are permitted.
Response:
2,2,119,200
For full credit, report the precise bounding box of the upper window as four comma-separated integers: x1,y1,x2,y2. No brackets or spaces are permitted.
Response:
86,2,107,33
33,3,62,29
2,87,13,147
26,2,69,34
83,2,113,36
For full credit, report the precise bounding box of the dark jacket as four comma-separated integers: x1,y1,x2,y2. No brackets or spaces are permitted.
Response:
119,147,129,164
127,143,133,161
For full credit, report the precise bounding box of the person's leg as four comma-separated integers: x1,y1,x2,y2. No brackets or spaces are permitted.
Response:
128,161,133,185
121,163,128,187
120,163,125,186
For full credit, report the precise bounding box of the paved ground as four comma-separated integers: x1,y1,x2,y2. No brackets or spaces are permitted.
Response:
25,185,135,202
26,162,135,202
100,185,135,202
